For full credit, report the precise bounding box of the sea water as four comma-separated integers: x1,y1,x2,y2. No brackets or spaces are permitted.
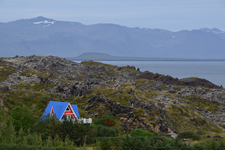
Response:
74,60,225,88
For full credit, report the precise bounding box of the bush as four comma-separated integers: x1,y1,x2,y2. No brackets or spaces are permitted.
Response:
94,113,116,127
90,125,118,137
0,143,75,150
95,136,190,150
179,131,200,141
130,128,153,137
96,138,113,150
9,106,35,133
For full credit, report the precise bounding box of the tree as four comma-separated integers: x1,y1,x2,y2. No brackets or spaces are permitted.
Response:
130,128,153,137
38,114,62,141
60,118,77,144
10,106,35,133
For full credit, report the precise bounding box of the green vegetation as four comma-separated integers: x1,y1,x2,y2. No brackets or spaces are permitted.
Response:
95,136,225,150
0,62,15,82
172,85,184,92
14,82,57,91
20,67,49,78
90,125,119,137
81,61,116,68
134,108,144,119
184,98,221,113
179,131,200,140
130,128,153,137
166,103,222,133
10,106,35,133
190,77,202,79
94,113,116,127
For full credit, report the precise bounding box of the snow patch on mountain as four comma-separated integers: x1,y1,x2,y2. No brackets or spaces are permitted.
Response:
33,20,55,25
200,28,225,34
43,24,51,28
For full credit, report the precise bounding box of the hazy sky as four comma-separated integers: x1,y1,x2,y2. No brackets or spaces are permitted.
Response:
0,0,225,31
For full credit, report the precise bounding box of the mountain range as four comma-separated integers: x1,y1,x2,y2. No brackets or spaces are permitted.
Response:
1,16,225,59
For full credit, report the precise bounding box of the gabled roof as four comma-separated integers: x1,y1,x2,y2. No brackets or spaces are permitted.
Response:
71,105,80,118
41,101,80,120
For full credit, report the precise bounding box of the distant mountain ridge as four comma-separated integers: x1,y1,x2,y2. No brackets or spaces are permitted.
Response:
1,16,225,59
68,52,225,61
200,28,225,34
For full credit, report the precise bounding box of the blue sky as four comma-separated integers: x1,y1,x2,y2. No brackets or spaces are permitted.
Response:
0,0,225,31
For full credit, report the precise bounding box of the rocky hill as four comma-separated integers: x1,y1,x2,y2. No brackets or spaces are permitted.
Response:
1,55,225,135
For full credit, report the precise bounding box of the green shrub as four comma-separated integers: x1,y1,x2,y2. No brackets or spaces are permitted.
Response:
9,106,35,133
90,125,118,137
179,131,200,141
130,128,153,137
0,143,75,150
121,136,145,150
94,113,116,127
96,137,113,150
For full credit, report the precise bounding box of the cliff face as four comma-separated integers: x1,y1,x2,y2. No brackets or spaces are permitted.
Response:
1,55,225,135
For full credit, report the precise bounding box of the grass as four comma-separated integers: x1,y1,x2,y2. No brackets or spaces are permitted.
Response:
118,82,133,91
36,70,50,78
13,81,57,91
183,97,221,113
76,147,93,150
135,79,153,90
77,109,90,118
81,61,117,68
172,85,184,92
0,62,15,82
134,108,144,119
118,66,137,72
1,90,63,118
20,67,49,78
157,84,169,90
115,93,133,105
135,79,171,92
189,77,203,79
21,70,34,77
166,103,222,133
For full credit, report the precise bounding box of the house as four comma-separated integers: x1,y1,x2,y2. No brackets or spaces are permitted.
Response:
41,101,80,121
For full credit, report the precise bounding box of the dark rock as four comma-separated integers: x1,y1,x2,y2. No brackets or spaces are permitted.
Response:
169,89,176,93
0,86,9,92
38,76,50,85
87,95,106,103
127,88,135,95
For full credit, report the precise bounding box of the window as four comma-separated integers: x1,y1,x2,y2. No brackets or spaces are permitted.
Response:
61,115,67,121
70,115,75,120
66,107,70,111
68,115,75,120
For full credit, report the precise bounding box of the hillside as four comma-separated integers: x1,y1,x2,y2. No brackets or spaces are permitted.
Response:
1,16,225,59
1,55,225,135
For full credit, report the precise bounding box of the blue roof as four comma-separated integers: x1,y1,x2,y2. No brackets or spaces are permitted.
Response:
41,101,80,120
71,105,80,118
